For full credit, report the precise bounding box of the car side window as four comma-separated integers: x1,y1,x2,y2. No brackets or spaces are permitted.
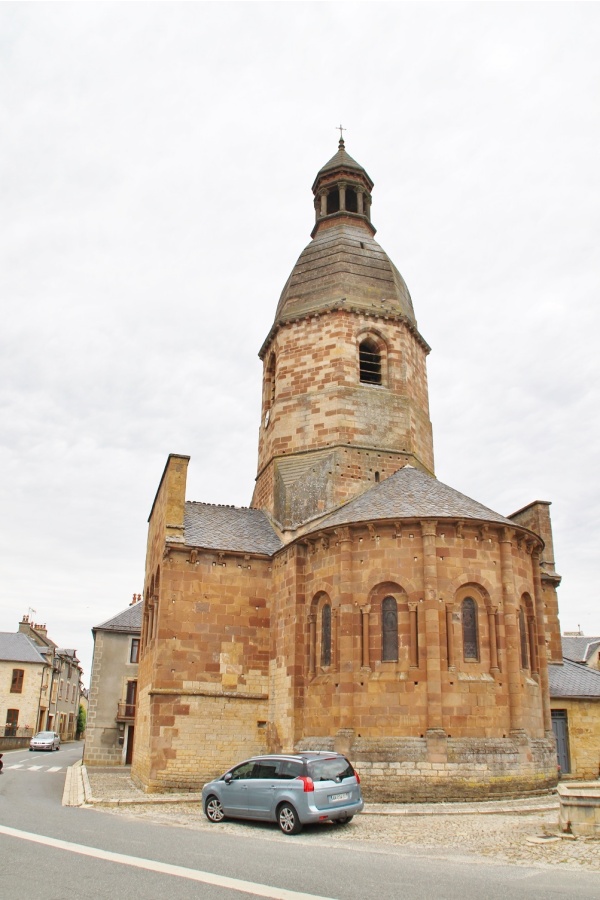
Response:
228,761,256,781
254,761,279,779
276,760,303,780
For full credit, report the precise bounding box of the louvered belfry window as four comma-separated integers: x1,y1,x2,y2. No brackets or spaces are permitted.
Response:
462,598,479,660
359,339,382,384
321,604,331,666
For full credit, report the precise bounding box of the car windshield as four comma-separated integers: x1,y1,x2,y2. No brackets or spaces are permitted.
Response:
307,757,354,782
34,732,54,739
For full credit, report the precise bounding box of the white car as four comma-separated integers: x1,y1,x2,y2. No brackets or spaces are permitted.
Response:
29,731,60,751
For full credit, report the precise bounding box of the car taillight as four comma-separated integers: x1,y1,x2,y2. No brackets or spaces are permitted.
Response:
298,776,314,792
354,770,360,784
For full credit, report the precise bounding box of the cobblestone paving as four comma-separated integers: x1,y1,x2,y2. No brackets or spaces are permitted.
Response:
84,769,600,872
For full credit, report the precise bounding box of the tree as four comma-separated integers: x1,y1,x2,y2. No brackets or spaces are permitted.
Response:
76,704,87,738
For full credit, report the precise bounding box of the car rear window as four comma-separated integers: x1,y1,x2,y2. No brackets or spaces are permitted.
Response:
307,757,354,782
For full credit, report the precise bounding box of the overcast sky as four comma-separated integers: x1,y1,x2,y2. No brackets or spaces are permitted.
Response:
1,3,599,685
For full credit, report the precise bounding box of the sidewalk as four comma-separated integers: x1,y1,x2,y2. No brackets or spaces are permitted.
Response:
66,763,560,816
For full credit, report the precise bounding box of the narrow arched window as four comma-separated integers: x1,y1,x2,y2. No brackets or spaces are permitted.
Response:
321,604,331,666
519,607,529,669
359,338,381,384
462,597,479,660
382,597,398,661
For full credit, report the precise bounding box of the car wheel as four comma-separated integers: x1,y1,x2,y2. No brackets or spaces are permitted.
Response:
334,815,353,825
277,802,302,835
205,796,225,823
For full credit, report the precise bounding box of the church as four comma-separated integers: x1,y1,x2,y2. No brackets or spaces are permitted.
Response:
132,139,562,800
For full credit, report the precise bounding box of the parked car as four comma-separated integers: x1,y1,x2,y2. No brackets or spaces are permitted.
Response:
202,751,364,835
29,731,60,751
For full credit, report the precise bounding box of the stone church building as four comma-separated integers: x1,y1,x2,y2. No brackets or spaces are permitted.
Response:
132,140,563,800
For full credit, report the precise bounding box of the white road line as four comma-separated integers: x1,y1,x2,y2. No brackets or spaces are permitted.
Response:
47,767,62,772
0,824,338,900
8,765,24,769
28,766,43,771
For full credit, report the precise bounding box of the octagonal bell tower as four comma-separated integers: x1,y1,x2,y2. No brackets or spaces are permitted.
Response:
252,140,434,532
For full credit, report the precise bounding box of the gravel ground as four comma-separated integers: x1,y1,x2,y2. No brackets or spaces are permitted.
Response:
84,769,600,872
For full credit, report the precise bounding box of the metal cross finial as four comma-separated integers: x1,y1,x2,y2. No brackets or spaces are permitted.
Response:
337,124,346,141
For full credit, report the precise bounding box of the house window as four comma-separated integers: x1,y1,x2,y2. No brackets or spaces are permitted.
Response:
382,597,398,661
519,607,529,669
130,639,140,664
359,338,382,384
5,709,19,736
462,597,479,660
11,669,24,693
321,604,331,667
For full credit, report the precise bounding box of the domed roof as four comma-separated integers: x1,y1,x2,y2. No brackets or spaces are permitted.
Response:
269,222,417,332
305,466,524,535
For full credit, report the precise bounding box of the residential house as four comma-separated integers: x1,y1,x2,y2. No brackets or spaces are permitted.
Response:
0,632,49,746
84,596,142,766
549,655,600,781
17,616,83,739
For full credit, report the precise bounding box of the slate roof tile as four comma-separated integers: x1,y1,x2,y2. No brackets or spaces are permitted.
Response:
94,602,143,633
184,503,283,556
307,466,516,535
561,635,600,664
0,632,48,664
549,658,600,699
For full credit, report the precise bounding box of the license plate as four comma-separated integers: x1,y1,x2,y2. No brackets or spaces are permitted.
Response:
329,792,350,802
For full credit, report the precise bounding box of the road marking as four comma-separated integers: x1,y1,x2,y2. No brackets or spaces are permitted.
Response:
28,766,43,771
47,767,62,772
8,765,24,769
0,824,338,900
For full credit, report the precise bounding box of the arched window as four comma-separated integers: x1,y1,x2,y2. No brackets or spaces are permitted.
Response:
326,189,340,214
519,607,529,669
321,604,331,666
462,597,479,660
359,338,381,384
382,597,398,661
346,188,358,213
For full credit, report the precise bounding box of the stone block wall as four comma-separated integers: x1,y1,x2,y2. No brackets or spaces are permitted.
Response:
551,699,600,781
296,734,557,801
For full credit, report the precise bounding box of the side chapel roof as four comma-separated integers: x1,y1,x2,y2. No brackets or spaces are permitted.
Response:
184,503,283,556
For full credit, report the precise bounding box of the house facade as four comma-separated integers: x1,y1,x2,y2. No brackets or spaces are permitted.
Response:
84,597,142,766
132,140,563,801
0,632,49,745
17,616,83,739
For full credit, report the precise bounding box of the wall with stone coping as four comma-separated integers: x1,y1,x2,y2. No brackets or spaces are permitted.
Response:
296,734,557,801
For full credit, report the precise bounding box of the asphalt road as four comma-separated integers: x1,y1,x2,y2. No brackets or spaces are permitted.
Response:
0,743,598,900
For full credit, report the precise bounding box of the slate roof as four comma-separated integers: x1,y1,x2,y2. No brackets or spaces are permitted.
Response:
94,601,143,634
562,635,600,664
306,466,517,535
314,142,372,183
0,632,48,664
549,658,600,699
270,223,417,333
184,503,283,556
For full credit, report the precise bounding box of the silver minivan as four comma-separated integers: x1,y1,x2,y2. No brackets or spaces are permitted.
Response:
202,751,364,834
